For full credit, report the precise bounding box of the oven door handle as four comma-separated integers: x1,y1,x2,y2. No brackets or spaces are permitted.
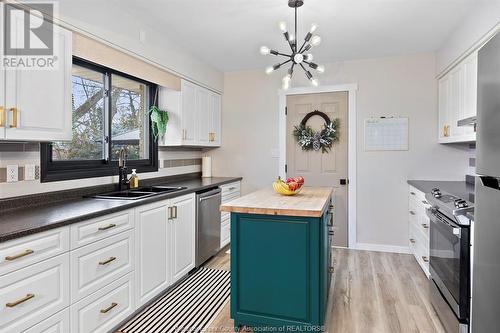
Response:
427,207,462,237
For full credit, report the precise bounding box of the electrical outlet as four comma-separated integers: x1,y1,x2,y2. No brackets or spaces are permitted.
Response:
6,165,18,182
25,164,36,181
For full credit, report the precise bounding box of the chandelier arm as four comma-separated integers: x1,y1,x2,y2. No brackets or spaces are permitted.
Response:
277,52,292,57
284,34,295,52
297,40,308,54
279,59,293,67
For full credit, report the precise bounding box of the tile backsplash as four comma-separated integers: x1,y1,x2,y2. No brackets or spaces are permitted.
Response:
0,143,205,198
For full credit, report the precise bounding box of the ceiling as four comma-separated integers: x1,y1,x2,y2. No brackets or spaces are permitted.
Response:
117,0,478,71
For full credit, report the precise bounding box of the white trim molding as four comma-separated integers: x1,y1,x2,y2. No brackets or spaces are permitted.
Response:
354,243,410,254
278,83,358,248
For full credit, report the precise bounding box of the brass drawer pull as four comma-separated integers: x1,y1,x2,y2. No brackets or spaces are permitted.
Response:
99,256,116,265
173,206,178,219
100,302,118,314
410,192,416,196
422,256,429,263
9,107,18,128
98,223,116,231
422,224,429,229
5,249,34,261
6,293,35,307
228,187,236,191
0,106,4,127
409,238,416,244
409,211,416,215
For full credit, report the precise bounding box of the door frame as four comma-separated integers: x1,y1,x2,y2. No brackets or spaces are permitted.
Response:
278,84,358,248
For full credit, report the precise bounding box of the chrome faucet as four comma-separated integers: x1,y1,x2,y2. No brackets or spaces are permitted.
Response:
118,148,129,191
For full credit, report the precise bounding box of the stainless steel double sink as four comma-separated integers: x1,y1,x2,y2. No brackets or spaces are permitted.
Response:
92,186,187,200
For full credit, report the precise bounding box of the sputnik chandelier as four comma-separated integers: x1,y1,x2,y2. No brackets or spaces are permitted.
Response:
260,0,324,90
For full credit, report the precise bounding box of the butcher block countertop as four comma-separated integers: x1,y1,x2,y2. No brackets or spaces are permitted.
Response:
220,187,333,217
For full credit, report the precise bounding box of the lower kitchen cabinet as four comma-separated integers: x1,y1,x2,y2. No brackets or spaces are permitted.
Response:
22,309,70,333
135,199,171,307
0,254,70,332
70,273,135,333
220,181,241,248
170,194,196,283
408,185,431,277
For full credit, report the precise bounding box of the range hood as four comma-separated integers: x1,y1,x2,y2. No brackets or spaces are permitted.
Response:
457,116,477,127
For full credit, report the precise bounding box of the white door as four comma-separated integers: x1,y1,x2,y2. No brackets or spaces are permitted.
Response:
462,52,478,136
438,76,451,140
135,200,170,307
210,92,221,146
449,66,464,138
170,194,195,283
197,87,210,145
286,92,348,247
4,22,72,141
181,80,198,144
158,87,182,146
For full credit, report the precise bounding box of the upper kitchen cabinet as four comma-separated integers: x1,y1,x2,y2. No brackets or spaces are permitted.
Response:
1,19,72,142
438,51,477,143
159,79,221,147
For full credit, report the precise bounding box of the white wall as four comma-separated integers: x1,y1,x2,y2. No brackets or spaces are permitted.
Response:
208,53,469,248
50,0,224,92
436,2,500,75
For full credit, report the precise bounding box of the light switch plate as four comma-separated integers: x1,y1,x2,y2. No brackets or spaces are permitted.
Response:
6,165,18,182
25,164,36,181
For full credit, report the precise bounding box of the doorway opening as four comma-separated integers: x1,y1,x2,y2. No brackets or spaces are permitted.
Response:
278,84,357,248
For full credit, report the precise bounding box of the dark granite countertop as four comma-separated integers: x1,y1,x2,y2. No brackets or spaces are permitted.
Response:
0,176,242,243
407,180,475,203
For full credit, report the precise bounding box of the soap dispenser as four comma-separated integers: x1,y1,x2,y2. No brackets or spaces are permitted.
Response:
129,169,139,189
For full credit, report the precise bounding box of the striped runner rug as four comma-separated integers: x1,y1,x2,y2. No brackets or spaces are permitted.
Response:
119,267,230,333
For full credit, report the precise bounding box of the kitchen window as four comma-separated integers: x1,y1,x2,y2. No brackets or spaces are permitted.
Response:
40,57,158,182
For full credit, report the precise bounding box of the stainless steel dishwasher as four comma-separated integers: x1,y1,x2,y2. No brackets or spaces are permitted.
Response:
196,187,222,267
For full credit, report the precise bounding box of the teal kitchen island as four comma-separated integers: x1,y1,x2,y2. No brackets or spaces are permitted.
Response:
220,187,334,332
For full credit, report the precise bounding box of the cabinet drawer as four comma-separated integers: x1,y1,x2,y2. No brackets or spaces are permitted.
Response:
221,182,240,197
0,254,70,332
0,228,69,276
71,273,134,333
70,230,134,303
23,308,70,333
70,210,134,249
221,211,230,222
221,220,230,248
222,192,240,204
409,186,426,202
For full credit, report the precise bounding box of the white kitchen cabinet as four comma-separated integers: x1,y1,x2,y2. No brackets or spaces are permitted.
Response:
2,22,72,141
134,199,171,307
170,193,196,283
159,79,221,147
23,308,70,333
0,254,70,332
220,181,241,248
438,52,477,143
408,186,430,277
70,273,134,333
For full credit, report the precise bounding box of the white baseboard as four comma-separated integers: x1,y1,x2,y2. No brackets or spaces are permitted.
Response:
353,242,410,254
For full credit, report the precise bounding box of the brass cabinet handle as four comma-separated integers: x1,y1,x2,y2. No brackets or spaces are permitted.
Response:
422,224,429,229
98,223,116,231
173,206,178,219
168,206,173,219
5,249,34,261
409,211,416,215
9,107,18,128
99,256,116,265
409,238,416,244
100,302,118,313
422,256,429,263
0,106,4,127
6,293,35,307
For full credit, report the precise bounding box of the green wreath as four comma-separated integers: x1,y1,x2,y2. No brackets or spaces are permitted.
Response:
292,111,340,153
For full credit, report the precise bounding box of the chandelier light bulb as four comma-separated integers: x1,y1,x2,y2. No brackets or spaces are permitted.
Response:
310,23,318,33
265,66,274,75
317,65,325,73
288,34,295,42
279,21,288,33
282,74,291,90
310,35,322,47
293,53,304,64
260,46,271,55
311,78,319,87
304,54,313,61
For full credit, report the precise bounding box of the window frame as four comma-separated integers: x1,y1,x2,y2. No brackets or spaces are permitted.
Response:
40,57,158,183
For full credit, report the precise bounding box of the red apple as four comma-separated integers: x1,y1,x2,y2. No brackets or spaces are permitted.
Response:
286,177,295,183
294,176,304,185
288,181,299,191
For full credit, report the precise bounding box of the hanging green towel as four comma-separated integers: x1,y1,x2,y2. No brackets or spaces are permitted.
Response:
150,105,169,140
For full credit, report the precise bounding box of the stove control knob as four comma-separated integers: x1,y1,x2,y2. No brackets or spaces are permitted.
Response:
454,199,468,208
431,188,442,198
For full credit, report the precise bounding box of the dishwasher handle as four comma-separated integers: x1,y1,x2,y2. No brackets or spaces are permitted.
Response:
197,188,221,202
199,192,221,201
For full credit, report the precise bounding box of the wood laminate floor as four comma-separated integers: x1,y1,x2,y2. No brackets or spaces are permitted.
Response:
205,247,446,333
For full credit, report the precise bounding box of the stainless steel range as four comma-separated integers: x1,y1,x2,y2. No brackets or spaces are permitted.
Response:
425,188,473,333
